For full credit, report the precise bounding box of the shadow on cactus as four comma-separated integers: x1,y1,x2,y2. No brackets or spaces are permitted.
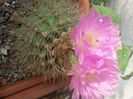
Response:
14,0,79,80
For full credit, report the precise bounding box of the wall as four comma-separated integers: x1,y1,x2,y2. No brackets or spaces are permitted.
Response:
106,0,133,99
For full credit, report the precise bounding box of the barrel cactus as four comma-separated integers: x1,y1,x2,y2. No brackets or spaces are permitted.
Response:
14,0,79,80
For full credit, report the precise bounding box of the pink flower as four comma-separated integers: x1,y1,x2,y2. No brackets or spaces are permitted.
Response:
70,10,121,65
69,55,119,99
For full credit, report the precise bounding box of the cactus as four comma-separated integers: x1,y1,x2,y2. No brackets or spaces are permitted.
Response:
14,0,79,80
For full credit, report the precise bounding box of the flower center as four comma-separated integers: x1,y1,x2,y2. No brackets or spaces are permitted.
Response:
78,33,97,48
84,33,97,47
86,72,95,80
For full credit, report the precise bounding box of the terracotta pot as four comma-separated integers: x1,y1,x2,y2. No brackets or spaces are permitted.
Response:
0,76,68,99
79,0,90,14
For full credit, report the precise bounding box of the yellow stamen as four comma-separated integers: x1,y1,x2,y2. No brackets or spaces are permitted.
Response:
78,33,97,49
86,33,96,46
86,72,95,80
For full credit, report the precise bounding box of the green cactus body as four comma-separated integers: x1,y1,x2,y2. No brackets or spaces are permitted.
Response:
15,0,79,80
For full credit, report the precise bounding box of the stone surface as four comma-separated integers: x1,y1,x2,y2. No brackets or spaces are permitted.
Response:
0,0,15,63
0,47,8,55
106,1,133,99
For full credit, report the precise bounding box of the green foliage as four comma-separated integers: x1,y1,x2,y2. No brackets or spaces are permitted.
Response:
117,45,133,74
91,0,108,5
121,71,133,80
69,54,77,64
15,0,79,79
94,5,121,25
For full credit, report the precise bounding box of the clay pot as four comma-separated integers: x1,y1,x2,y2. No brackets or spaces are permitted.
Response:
0,77,68,99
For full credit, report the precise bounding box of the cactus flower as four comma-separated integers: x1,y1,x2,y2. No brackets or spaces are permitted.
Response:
70,10,121,65
69,55,119,99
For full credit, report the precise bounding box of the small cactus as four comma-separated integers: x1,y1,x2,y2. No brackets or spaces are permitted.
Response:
14,0,79,80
